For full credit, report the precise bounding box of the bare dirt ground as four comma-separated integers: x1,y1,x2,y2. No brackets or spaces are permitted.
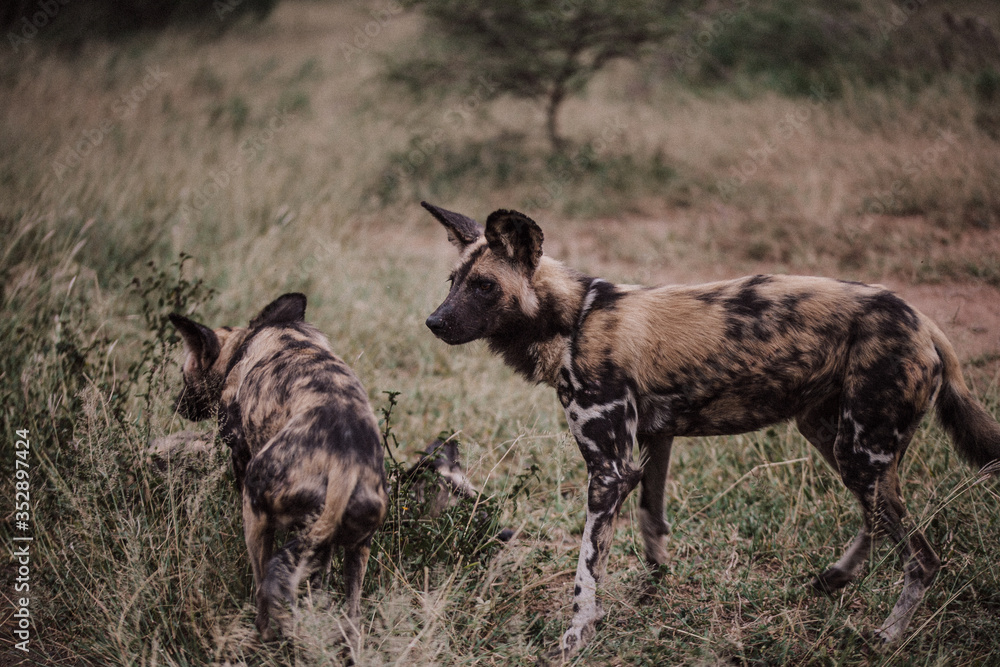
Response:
890,281,1000,366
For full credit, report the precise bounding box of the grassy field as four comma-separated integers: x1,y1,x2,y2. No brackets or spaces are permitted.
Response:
2,1,999,665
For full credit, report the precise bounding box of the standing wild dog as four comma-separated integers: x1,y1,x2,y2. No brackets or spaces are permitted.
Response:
420,202,1000,660
170,293,388,649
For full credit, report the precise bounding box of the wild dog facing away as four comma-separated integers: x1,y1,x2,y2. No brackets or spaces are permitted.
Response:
420,201,1000,661
170,293,388,652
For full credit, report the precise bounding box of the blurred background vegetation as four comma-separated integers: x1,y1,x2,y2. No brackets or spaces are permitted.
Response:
0,0,278,41
2,0,999,665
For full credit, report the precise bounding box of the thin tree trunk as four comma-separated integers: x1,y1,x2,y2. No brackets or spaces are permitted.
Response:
547,83,567,154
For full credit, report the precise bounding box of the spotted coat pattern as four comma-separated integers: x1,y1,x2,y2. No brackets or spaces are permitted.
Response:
421,202,1000,660
170,293,387,650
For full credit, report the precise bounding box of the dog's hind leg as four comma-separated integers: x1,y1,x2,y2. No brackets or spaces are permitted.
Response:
243,496,277,641
797,396,872,593
308,540,335,591
796,394,842,471
637,433,673,568
812,527,872,594
341,538,372,653
870,469,940,645
836,455,939,644
260,535,329,637
835,353,941,645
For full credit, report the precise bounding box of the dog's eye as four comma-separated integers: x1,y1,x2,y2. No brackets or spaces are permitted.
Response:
475,280,496,294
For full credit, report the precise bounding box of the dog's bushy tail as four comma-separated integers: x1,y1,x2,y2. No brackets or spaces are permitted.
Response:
308,462,361,542
931,324,1000,473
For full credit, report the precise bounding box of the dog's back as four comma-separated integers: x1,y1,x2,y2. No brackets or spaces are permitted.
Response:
576,274,941,436
171,293,387,647
222,321,386,535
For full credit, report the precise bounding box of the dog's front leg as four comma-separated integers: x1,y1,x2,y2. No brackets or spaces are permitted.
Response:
559,467,638,658
556,387,643,660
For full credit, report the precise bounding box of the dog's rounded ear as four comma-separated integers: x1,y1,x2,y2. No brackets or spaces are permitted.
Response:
484,209,544,274
439,439,460,466
169,313,222,369
421,201,483,250
249,293,307,329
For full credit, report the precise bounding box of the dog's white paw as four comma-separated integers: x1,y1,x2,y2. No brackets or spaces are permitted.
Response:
549,621,595,662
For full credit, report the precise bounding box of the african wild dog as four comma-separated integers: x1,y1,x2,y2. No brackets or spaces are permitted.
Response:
407,438,482,515
406,438,515,542
421,201,1000,660
170,293,387,649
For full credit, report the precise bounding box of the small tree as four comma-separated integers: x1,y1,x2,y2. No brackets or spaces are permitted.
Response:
401,0,676,152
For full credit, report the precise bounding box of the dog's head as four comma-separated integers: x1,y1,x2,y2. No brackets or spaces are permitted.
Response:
169,292,307,421
406,438,514,542
422,202,544,345
406,438,479,512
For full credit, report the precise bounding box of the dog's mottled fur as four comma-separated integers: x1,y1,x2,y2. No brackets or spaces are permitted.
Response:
170,293,387,649
406,439,482,516
406,438,515,542
421,202,1000,660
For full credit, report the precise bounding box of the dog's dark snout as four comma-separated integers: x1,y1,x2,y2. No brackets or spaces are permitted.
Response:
426,313,446,335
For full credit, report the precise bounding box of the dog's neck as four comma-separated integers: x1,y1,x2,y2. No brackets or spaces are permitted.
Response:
486,256,593,387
